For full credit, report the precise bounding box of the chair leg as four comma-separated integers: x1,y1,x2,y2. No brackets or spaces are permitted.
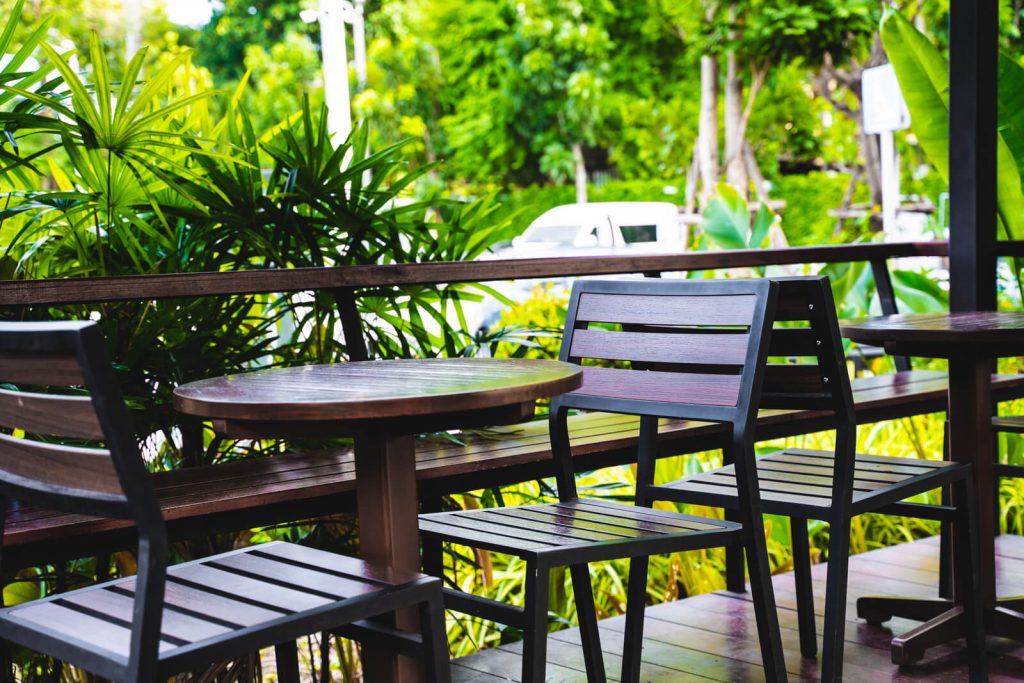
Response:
522,560,550,683
422,534,444,577
939,420,954,599
939,485,954,600
954,475,988,683
568,563,606,683
725,508,746,593
274,641,301,683
0,642,12,683
820,519,851,683
420,588,452,683
790,517,818,658
740,516,787,681
619,556,649,683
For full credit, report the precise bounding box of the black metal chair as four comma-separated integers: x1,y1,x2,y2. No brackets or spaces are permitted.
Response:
0,321,450,683
420,278,787,683
642,277,986,682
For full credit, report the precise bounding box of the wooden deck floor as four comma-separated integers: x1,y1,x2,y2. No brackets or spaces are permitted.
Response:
451,534,1024,682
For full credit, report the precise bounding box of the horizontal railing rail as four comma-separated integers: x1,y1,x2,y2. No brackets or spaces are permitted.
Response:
0,240,965,307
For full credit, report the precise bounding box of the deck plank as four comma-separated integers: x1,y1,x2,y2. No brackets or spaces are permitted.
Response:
452,534,1024,681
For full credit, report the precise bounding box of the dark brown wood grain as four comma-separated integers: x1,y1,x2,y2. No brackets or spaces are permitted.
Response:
575,293,757,326
574,366,743,406
768,328,823,357
451,534,1024,682
173,358,581,422
0,242,954,306
761,364,828,396
842,312,1024,351
569,329,750,366
0,354,85,386
0,388,103,439
0,433,122,496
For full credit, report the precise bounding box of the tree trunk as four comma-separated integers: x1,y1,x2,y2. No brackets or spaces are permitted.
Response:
697,54,720,200
572,142,588,204
724,50,748,197
859,126,884,230
685,137,700,213
744,141,767,202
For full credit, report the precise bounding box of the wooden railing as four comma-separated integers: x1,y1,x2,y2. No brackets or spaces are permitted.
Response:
2,239,1020,369
0,241,954,306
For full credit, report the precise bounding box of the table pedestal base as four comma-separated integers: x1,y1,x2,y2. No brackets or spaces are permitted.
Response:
355,432,422,683
857,595,1024,664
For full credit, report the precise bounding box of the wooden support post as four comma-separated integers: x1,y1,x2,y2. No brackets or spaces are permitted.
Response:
949,0,998,313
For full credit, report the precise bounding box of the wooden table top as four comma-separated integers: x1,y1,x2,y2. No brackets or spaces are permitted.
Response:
841,311,1024,355
173,357,582,422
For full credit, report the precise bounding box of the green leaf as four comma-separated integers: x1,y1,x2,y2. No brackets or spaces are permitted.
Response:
880,10,949,181
700,183,749,250
882,10,1024,241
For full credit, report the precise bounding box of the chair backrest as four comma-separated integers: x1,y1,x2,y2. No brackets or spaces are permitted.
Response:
761,277,856,427
553,278,778,427
761,276,859,510
0,321,166,679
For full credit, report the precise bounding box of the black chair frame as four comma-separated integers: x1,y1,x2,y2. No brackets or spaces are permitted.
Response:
421,278,788,682
641,277,987,683
0,321,449,683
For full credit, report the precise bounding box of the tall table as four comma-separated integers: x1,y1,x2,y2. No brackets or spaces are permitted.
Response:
841,312,1024,663
174,357,582,682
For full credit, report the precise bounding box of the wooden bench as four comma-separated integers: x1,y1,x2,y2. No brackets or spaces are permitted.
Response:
8,369,1024,568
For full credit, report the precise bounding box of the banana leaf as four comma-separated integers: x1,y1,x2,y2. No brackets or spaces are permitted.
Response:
881,10,1024,243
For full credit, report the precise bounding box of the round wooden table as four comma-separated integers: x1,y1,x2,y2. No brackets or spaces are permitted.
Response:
174,357,582,682
841,312,1024,663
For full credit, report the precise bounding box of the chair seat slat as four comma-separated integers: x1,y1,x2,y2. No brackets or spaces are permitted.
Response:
207,553,385,600
420,500,738,558
168,564,333,612
61,589,231,643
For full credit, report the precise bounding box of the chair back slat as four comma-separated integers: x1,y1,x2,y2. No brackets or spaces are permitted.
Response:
569,329,750,366
766,328,822,357
0,322,159,517
0,388,105,440
577,366,743,407
763,364,828,395
556,279,776,422
0,354,85,386
575,292,759,326
0,432,122,497
0,321,167,681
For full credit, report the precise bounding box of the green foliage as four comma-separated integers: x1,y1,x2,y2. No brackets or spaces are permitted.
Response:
0,18,519,456
882,9,1024,243
772,172,869,246
731,0,878,68
699,183,777,253
192,0,314,84
241,29,324,135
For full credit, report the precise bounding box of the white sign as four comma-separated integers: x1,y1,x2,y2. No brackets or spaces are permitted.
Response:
862,64,911,134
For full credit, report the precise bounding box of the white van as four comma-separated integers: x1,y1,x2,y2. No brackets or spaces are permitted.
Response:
469,202,686,333
495,201,686,257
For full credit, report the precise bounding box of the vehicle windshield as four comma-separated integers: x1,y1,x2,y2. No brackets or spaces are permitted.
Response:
620,224,658,243
523,225,582,244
